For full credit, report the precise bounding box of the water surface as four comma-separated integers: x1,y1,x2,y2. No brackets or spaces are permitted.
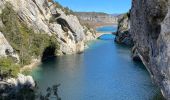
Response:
32,26,158,100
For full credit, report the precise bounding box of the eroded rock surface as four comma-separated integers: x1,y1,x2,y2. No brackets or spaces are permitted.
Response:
0,74,35,99
0,0,95,56
115,13,133,46
130,0,170,99
75,12,118,27
0,32,19,60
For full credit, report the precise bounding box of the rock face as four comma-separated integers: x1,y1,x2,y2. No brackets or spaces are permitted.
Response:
0,32,19,60
0,74,35,99
115,13,133,46
130,0,170,99
0,0,95,56
6,74,35,88
75,12,118,27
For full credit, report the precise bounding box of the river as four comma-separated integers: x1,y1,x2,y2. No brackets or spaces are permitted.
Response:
32,26,158,100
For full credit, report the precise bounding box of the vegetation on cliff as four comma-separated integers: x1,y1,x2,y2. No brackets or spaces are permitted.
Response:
53,1,74,15
0,57,19,78
0,3,59,77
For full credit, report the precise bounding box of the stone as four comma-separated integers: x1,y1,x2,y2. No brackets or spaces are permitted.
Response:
130,0,170,99
0,32,19,60
0,0,96,56
17,73,35,88
75,12,118,26
7,73,35,88
115,13,133,46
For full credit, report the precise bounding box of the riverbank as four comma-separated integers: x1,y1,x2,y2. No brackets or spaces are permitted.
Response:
31,25,159,100
21,59,41,72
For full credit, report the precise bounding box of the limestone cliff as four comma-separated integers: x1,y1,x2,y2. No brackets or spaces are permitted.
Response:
0,0,96,98
115,13,133,46
0,32,19,60
75,12,118,27
0,0,95,59
130,0,170,99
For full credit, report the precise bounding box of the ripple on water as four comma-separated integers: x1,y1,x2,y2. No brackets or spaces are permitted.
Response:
31,26,158,100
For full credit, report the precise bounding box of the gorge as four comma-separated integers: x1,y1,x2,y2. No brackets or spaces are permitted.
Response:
1,0,170,100
0,0,95,99
31,26,159,100
75,12,118,28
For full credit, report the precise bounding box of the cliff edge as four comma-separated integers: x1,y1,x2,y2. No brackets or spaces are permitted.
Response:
130,0,170,99
0,0,95,57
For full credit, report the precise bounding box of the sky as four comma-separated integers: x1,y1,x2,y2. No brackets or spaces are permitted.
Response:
55,0,131,14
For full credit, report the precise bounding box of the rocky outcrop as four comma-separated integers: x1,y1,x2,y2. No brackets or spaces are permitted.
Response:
115,13,133,46
0,74,35,99
6,74,35,88
0,32,19,60
130,0,170,99
0,0,95,56
0,0,96,97
75,12,118,27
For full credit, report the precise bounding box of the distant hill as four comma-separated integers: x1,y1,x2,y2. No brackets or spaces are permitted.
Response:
75,12,119,28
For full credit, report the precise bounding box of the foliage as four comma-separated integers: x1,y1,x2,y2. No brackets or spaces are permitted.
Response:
83,23,96,36
0,3,59,66
22,69,32,76
0,85,36,100
14,86,36,100
0,83,61,100
0,57,20,78
53,1,74,15
63,7,74,15
0,3,61,100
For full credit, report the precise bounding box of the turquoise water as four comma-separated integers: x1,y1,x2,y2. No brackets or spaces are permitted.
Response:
98,34,115,40
32,26,158,100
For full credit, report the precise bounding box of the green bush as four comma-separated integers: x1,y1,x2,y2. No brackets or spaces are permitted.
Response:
0,57,20,78
63,7,74,15
0,3,59,66
53,1,74,15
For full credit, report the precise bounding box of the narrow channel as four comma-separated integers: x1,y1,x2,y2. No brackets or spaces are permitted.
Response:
32,26,158,100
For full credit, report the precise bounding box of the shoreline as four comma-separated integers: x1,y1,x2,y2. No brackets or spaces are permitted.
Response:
20,25,117,72
20,59,41,72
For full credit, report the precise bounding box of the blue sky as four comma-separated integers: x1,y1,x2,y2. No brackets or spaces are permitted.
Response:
55,0,131,14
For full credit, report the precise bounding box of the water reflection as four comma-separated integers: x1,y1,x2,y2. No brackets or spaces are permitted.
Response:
32,26,158,100
32,40,157,100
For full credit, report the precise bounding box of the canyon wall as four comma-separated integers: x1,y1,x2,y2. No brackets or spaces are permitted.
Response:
115,13,133,46
0,0,96,98
130,0,170,99
0,0,96,60
75,12,118,27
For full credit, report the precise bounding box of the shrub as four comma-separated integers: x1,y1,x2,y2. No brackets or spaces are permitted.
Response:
63,7,74,15
0,3,59,66
0,57,20,78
